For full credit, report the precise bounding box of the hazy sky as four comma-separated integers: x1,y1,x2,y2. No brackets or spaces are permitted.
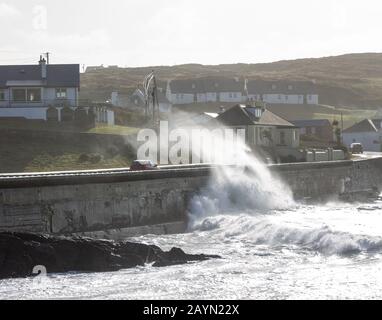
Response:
1,0,382,68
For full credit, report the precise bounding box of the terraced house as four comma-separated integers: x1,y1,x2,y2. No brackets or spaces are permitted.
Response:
166,77,319,106
166,77,244,105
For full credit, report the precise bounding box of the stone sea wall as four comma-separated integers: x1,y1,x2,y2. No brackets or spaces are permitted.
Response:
0,158,381,236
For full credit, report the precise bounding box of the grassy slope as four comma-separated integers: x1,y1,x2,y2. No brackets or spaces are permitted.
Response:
81,53,382,108
0,127,137,173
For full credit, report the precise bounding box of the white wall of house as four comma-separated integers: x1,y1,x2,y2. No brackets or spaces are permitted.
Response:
277,128,300,148
43,87,78,105
170,93,194,104
0,107,48,120
343,132,382,152
307,94,319,105
219,92,242,103
206,92,217,102
262,94,304,104
197,93,207,103
246,93,316,105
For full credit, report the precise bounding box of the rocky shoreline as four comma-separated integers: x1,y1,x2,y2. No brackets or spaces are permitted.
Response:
0,232,219,280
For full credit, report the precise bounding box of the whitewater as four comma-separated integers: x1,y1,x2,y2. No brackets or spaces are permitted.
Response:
1,138,382,299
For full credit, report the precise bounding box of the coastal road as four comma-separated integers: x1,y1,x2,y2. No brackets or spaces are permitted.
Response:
353,151,382,160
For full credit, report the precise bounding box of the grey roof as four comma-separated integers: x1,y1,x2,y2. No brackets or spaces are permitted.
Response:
0,64,80,88
291,119,331,127
343,119,382,133
247,80,317,95
170,77,244,94
216,104,296,128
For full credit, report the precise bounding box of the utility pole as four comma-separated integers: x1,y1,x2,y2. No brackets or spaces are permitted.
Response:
42,52,50,64
341,112,344,144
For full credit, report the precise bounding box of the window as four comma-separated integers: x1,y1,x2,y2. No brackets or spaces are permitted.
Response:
56,88,67,99
13,89,26,102
0,90,5,101
229,93,233,98
280,131,286,145
233,93,237,98
12,88,41,102
27,88,41,102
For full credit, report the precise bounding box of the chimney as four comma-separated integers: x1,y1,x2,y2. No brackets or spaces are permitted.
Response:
39,55,47,79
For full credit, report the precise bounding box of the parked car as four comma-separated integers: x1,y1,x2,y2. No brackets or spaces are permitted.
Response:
350,143,363,154
129,160,158,171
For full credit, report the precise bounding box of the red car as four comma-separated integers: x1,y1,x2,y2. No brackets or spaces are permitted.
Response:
129,160,158,171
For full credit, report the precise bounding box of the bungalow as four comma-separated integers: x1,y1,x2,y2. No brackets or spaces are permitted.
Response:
166,77,244,105
214,102,300,150
343,119,382,152
246,80,318,105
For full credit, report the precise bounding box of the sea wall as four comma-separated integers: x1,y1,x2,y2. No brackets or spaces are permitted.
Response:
270,158,382,200
0,158,381,236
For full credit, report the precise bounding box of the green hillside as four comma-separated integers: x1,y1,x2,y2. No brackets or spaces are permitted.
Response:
80,53,382,109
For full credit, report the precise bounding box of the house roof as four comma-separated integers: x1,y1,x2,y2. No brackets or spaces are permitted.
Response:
216,104,296,128
247,80,317,95
343,119,382,133
290,119,332,127
170,77,244,94
0,64,80,88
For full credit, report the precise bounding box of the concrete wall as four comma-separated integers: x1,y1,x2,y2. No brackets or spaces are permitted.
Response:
269,158,382,200
304,149,345,162
0,158,381,236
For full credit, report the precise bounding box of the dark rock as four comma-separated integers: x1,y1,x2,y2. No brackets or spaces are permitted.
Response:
0,232,220,280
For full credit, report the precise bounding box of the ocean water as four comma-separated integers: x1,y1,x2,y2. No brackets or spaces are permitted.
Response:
1,199,382,300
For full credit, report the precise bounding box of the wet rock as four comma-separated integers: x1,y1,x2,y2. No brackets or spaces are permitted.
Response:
0,232,220,280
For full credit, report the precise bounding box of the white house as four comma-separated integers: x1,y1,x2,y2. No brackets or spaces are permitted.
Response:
166,77,244,105
343,119,382,152
215,103,300,149
0,57,115,125
166,78,319,106
0,57,80,121
246,80,319,105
